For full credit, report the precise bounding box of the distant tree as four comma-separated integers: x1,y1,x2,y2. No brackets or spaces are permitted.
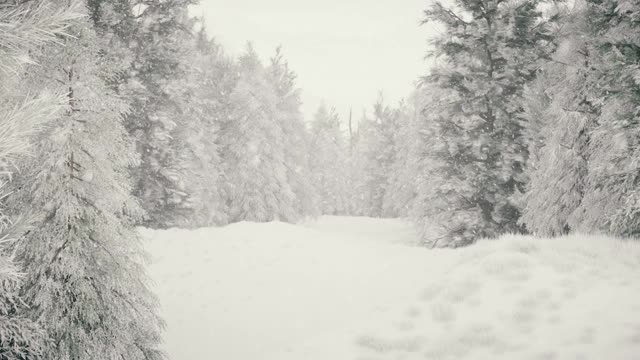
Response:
346,112,367,216
218,44,295,222
354,95,400,217
172,27,231,227
383,93,423,218
309,104,350,215
267,47,319,220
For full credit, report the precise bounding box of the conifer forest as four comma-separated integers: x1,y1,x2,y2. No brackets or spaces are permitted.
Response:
1,0,640,359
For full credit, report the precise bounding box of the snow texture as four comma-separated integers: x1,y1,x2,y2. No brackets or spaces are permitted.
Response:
142,216,640,360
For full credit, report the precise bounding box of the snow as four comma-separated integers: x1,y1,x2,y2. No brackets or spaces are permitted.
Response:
142,216,640,360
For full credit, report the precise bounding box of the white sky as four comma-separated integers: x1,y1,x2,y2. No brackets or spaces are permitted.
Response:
193,0,437,122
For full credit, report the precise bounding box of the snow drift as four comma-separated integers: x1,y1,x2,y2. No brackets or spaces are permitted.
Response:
142,216,640,360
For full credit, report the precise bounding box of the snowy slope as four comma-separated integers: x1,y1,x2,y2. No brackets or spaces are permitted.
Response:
142,216,640,360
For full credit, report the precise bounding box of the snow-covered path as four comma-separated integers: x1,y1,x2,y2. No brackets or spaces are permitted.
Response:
143,216,640,360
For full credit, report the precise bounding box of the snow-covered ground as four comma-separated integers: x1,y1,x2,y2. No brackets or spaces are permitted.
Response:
142,216,640,360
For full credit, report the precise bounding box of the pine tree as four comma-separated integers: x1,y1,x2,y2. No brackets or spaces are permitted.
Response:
520,79,591,236
417,0,555,246
86,0,136,85
346,114,367,215
9,13,165,359
171,27,230,227
383,93,423,218
571,0,640,235
125,0,197,227
355,96,400,217
0,2,78,358
219,44,294,222
267,47,319,220
309,104,350,215
519,9,596,235
520,0,640,236
411,85,480,245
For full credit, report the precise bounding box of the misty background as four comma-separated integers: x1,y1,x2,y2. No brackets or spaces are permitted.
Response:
193,0,433,120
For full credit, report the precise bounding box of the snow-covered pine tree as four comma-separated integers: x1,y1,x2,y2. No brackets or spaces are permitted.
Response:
309,104,350,215
0,238,47,360
355,95,400,217
382,93,423,218
411,84,482,246
417,0,555,246
519,74,592,236
520,0,640,236
346,112,367,216
86,0,136,87
267,47,319,220
87,0,197,227
219,44,295,222
9,11,165,360
520,7,597,236
569,0,640,235
0,2,78,358
169,26,230,227
126,0,197,228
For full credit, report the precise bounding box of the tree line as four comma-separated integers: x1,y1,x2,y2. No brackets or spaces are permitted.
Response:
349,0,640,248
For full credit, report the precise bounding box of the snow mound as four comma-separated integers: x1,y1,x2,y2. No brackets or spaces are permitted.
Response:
142,217,640,360
357,234,640,360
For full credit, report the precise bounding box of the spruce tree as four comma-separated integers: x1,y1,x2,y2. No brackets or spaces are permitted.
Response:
267,47,319,220
572,0,640,235
10,12,165,360
219,44,294,222
383,93,423,218
346,113,368,216
125,0,197,227
0,2,78,358
519,10,597,236
356,96,400,217
521,0,640,236
171,27,230,227
309,105,350,215
417,0,555,246
85,0,198,227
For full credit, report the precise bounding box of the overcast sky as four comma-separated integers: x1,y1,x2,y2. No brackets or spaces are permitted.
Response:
193,0,436,122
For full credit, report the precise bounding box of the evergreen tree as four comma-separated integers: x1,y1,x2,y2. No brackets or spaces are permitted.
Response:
10,13,165,360
383,93,423,218
520,9,596,235
412,85,476,246
417,0,555,246
85,0,198,227
346,113,367,216
309,104,350,215
355,96,400,217
267,47,319,220
125,0,197,227
521,0,640,236
171,27,230,227
0,2,78,358
219,44,294,222
571,0,640,235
